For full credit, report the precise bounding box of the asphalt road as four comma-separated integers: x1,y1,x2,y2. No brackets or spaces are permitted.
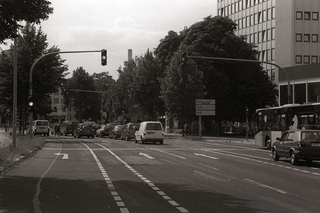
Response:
1,135,320,213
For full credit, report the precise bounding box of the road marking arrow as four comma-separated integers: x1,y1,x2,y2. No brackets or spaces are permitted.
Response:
54,152,69,159
194,153,219,160
139,153,154,159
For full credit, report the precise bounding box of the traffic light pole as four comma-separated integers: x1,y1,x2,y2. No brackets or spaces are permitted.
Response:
29,50,101,139
186,54,291,104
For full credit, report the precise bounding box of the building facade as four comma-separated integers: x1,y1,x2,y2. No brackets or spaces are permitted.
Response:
217,0,320,89
48,88,76,123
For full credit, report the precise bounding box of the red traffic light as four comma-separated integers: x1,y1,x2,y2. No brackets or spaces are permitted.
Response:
101,49,107,66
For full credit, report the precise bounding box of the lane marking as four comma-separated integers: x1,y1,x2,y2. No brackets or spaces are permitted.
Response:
81,143,129,213
244,178,287,194
96,143,189,213
148,147,186,159
54,152,68,159
194,153,219,160
139,153,155,159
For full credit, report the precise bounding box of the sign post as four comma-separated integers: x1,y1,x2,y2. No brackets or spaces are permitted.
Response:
196,99,215,138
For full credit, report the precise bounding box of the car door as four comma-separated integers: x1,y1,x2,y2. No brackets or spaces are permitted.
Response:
282,131,295,157
277,132,289,156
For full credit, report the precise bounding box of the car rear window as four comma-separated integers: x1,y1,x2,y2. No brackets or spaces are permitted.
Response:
129,124,139,130
36,121,49,126
83,125,94,129
146,123,162,130
301,131,320,140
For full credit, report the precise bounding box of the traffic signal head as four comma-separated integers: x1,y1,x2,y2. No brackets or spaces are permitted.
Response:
180,51,186,66
101,49,107,66
28,96,34,112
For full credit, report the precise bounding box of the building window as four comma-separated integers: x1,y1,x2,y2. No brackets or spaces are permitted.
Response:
267,29,271,41
296,55,302,64
271,7,275,19
312,12,319,20
296,34,302,42
267,8,271,21
296,11,302,20
271,48,275,61
271,69,275,82
262,30,266,42
258,12,262,23
271,28,275,40
53,107,57,112
254,13,258,24
304,12,311,20
312,34,318,42
312,56,318,63
304,55,310,64
304,34,310,42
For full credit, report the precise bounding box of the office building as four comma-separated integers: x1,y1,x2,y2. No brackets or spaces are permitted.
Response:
217,0,320,104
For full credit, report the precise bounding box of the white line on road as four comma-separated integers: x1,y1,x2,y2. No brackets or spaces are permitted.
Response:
148,147,186,159
139,153,155,159
244,178,287,194
54,152,68,159
194,153,219,160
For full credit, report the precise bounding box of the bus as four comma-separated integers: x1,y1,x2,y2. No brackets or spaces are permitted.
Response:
255,103,320,148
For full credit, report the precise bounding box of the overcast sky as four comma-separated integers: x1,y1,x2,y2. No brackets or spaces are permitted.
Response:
3,0,217,79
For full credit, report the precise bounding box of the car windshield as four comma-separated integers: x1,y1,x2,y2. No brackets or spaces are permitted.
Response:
301,131,320,141
36,121,48,126
146,123,162,130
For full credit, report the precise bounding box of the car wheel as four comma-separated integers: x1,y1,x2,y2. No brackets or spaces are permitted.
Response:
126,135,129,141
160,140,163,145
77,134,80,138
134,136,138,143
290,151,299,165
114,134,116,139
141,136,144,144
271,148,279,161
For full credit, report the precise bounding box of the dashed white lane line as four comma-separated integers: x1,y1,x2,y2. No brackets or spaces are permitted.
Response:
244,178,287,194
81,143,129,213
96,143,189,213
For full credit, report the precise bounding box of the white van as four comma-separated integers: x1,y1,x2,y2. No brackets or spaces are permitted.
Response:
32,120,50,136
135,121,164,144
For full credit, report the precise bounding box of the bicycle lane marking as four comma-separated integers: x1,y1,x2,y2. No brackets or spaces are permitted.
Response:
96,143,189,213
81,143,129,213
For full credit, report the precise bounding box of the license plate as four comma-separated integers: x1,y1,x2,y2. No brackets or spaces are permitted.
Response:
147,132,154,135
311,143,320,146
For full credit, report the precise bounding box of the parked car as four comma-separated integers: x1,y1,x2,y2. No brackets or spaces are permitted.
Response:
96,125,105,137
74,123,95,138
32,120,50,136
109,125,124,139
100,123,116,138
121,123,140,141
271,129,320,165
135,121,164,144
60,121,79,136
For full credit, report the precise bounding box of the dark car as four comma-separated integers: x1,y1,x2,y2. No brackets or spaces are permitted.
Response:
74,123,95,138
100,123,115,138
271,129,320,165
109,125,124,139
120,123,140,141
60,121,79,136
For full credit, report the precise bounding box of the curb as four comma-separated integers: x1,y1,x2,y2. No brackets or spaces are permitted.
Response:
0,148,39,176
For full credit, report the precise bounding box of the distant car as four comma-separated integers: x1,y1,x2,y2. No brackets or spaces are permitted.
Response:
32,120,50,136
74,123,95,138
101,123,115,138
271,129,320,165
109,125,124,139
60,121,79,136
135,121,164,144
120,123,140,141
96,125,105,137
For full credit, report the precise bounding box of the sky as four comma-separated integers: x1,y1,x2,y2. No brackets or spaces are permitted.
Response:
3,0,217,79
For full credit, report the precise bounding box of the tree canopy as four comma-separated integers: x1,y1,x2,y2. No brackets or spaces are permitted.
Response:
0,0,53,43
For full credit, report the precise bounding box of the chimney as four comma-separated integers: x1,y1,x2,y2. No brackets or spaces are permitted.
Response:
128,49,132,61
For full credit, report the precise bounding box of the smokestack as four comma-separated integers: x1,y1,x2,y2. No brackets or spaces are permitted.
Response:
128,49,132,61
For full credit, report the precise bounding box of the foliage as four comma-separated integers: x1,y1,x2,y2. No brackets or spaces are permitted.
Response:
0,23,67,123
0,0,53,43
133,49,165,119
63,67,100,122
160,50,203,123
155,16,278,124
92,72,116,123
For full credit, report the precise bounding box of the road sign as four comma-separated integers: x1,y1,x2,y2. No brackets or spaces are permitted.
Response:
196,99,215,105
196,111,215,116
196,105,215,110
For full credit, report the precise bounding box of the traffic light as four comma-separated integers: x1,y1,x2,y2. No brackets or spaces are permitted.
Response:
180,51,186,66
101,49,107,66
28,96,34,112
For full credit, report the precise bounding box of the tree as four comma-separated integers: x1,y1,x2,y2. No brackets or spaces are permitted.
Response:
133,49,165,120
0,23,67,129
93,72,116,123
160,50,203,123
182,16,278,122
0,0,53,43
63,67,100,122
